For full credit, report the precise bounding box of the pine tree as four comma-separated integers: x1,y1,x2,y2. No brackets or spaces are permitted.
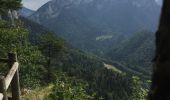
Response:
39,33,64,81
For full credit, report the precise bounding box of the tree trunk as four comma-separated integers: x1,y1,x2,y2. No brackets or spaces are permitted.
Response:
149,0,170,100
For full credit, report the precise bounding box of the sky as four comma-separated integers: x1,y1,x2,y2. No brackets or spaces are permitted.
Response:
22,0,51,11
155,0,162,5
22,0,162,11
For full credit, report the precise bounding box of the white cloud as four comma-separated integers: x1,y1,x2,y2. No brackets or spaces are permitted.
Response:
22,0,51,10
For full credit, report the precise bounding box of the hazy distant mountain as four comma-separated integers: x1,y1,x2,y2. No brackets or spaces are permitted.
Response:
29,0,161,52
19,7,34,17
29,0,161,75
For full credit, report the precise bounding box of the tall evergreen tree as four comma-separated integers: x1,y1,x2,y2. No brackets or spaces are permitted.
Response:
39,33,64,81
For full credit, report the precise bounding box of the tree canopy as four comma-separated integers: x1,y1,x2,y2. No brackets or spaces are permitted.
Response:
0,0,22,10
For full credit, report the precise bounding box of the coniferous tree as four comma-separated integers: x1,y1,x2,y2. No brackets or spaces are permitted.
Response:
39,33,64,81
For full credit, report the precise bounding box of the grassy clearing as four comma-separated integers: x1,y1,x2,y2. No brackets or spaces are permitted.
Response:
103,63,122,73
96,35,113,41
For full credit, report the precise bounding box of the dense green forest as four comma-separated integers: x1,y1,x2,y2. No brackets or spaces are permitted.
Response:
0,17,148,100
106,31,155,77
0,1,150,100
28,0,160,79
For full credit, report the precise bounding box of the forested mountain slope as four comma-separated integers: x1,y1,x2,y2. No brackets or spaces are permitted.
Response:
0,0,150,99
107,31,155,76
26,0,161,77
29,0,160,54
17,17,149,100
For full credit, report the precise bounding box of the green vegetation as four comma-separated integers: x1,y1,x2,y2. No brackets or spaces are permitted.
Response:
0,19,149,100
45,71,93,100
129,76,149,100
0,2,149,99
22,71,93,100
28,0,159,79
107,31,154,77
0,0,22,26
0,20,46,88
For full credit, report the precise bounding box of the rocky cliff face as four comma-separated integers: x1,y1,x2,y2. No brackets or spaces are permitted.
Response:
30,0,94,23
30,0,161,31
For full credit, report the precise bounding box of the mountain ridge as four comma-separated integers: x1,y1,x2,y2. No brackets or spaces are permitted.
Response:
19,7,34,17
28,0,161,76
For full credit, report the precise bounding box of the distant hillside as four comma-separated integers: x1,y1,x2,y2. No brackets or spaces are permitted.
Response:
0,0,150,99
27,0,161,77
21,17,148,77
19,7,34,17
29,0,161,54
20,17,49,44
107,31,155,76
19,17,143,100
